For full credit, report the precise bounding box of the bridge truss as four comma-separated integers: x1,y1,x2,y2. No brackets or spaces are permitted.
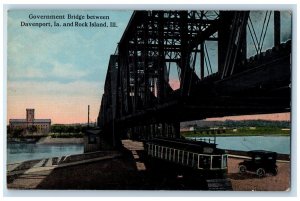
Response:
97,11,291,147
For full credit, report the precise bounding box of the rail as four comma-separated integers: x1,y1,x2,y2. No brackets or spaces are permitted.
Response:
189,137,216,144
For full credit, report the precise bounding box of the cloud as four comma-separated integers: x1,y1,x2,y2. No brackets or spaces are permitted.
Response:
7,10,132,124
7,10,132,83
7,27,96,81
8,80,103,97
51,62,88,79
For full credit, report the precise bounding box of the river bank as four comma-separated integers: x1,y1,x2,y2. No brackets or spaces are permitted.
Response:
181,127,290,137
8,136,84,144
7,157,290,191
7,140,290,191
182,132,290,138
37,136,83,144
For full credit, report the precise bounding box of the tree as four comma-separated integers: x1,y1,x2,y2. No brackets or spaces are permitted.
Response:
12,127,25,137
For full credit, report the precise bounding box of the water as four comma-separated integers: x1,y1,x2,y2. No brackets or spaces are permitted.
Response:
187,136,290,154
7,136,290,164
7,143,84,164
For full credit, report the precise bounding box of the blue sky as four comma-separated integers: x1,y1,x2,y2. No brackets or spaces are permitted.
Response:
7,10,132,123
7,10,291,124
169,11,292,81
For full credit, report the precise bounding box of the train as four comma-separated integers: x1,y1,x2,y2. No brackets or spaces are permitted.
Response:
144,137,228,178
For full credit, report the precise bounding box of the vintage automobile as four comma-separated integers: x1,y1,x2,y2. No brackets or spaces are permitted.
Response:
238,150,278,177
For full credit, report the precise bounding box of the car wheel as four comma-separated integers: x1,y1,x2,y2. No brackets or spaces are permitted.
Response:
272,167,278,176
256,168,266,177
239,165,247,174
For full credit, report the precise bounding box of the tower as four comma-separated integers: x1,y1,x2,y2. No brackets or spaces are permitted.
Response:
26,108,35,122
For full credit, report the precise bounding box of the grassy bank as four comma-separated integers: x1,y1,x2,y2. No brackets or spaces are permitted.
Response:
50,133,84,138
7,133,84,141
181,127,290,137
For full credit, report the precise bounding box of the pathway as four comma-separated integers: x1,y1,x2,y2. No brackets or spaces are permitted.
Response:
7,151,121,176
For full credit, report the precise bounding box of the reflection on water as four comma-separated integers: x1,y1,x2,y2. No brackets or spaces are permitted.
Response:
7,143,84,164
188,136,290,154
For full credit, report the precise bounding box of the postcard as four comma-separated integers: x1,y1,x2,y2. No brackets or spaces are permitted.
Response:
6,9,291,191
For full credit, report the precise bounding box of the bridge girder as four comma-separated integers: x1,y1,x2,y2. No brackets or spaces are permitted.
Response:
98,10,291,147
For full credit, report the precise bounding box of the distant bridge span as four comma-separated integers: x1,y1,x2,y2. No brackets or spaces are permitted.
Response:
97,11,291,147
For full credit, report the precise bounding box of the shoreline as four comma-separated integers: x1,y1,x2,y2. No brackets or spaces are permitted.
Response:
183,133,290,137
37,136,83,144
8,136,84,144
6,140,290,190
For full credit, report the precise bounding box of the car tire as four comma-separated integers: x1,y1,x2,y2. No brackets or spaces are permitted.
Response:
239,165,247,174
256,168,266,177
272,167,278,176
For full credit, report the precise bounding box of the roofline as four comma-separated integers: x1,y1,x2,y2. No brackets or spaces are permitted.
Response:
9,119,51,122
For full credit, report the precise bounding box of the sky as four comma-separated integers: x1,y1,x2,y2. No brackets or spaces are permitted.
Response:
7,10,133,124
7,10,291,124
167,11,292,83
206,113,290,121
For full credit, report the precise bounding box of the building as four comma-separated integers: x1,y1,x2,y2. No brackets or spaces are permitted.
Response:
9,109,51,134
84,129,102,153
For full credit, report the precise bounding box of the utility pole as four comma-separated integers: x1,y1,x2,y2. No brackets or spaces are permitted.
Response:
88,105,90,128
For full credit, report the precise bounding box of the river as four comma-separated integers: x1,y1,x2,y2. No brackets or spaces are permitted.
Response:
187,135,290,154
7,143,84,164
7,135,290,164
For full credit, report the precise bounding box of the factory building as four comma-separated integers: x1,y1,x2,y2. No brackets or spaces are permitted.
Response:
9,109,51,134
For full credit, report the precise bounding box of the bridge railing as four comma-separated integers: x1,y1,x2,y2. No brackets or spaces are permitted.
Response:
189,137,216,144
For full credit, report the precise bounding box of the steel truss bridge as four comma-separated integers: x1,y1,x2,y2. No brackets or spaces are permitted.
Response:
97,11,291,147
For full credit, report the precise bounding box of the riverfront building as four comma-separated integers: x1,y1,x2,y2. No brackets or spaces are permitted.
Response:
9,109,51,134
